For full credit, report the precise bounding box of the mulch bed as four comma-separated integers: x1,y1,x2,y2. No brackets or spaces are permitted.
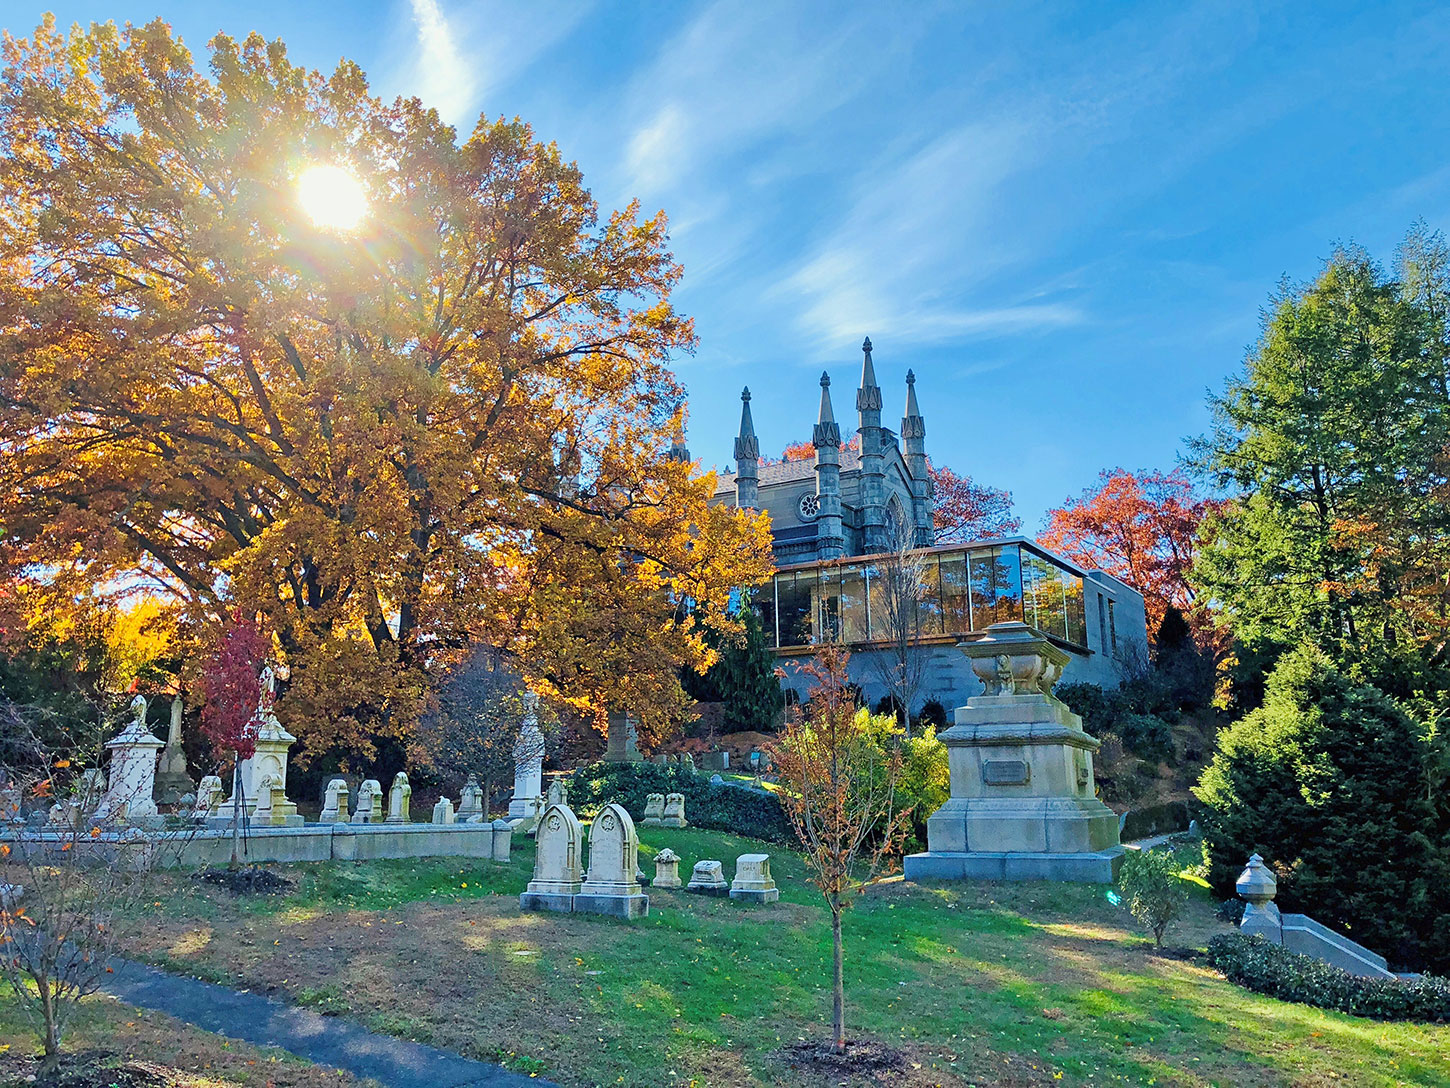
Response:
194,866,294,896
2,1051,171,1088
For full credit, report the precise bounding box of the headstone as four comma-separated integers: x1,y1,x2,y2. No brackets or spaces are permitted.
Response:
385,772,412,824
730,853,779,903
661,792,687,828
94,694,165,825
546,777,569,809
352,779,383,823
687,860,729,896
457,774,484,822
78,769,106,816
520,803,584,913
604,711,642,763
508,692,545,827
253,773,276,825
903,622,1124,884
47,801,80,829
641,793,665,826
491,818,512,862
652,848,682,889
432,797,455,824
320,778,349,824
192,775,225,822
681,753,696,774
574,802,648,919
153,694,196,806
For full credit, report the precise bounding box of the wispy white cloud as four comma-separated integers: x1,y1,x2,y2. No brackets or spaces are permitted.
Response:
397,0,593,131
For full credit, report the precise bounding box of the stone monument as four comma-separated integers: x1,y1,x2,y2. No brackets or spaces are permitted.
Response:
661,793,687,828
903,622,1124,883
641,793,665,826
730,853,779,903
508,692,545,828
652,848,682,888
546,777,569,809
574,802,649,919
457,774,484,822
212,666,300,826
687,859,729,896
320,778,349,823
491,818,512,862
352,779,383,823
604,711,642,762
94,694,165,825
386,772,412,824
192,775,224,822
153,694,195,806
520,802,584,913
432,797,455,824
78,769,106,817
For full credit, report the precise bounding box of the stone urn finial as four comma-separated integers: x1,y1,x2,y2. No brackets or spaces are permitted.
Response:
1235,853,1281,931
958,622,1069,697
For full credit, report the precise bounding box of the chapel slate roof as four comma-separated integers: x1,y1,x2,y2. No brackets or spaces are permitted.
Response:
713,445,863,496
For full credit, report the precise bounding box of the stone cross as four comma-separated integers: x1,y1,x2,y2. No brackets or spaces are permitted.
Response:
687,859,729,896
730,853,779,903
661,792,687,828
386,772,412,824
652,848,682,888
641,793,665,825
575,802,648,919
432,797,455,824
320,778,349,823
352,779,383,823
520,802,584,912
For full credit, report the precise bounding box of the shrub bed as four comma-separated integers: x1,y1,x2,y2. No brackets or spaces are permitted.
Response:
1205,933,1450,1022
565,762,797,846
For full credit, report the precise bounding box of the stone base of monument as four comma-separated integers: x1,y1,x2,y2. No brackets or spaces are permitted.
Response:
729,886,779,903
519,890,577,913
152,771,196,808
904,847,1123,883
572,889,650,919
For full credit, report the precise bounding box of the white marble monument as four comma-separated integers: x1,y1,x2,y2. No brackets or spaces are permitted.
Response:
652,848,682,889
351,779,383,823
574,802,648,919
457,774,484,822
432,797,455,824
520,802,584,913
94,694,165,825
508,693,545,829
386,772,412,824
661,792,687,829
730,853,779,903
641,793,665,826
320,778,349,824
687,859,729,896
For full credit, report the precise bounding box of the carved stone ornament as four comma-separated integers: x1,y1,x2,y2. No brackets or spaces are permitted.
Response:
958,621,1071,697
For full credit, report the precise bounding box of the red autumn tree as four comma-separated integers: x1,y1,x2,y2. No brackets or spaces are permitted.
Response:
199,611,269,867
929,464,1021,543
1039,468,1221,642
781,440,816,462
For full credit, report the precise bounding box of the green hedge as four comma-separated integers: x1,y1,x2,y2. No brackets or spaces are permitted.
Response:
1205,933,1450,1022
565,762,798,846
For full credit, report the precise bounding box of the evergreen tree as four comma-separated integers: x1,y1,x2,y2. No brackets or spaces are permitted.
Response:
716,605,785,733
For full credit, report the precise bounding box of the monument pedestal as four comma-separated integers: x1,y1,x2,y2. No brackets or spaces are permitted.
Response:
904,622,1124,885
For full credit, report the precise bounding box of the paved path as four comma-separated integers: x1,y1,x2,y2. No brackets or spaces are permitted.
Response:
103,958,559,1088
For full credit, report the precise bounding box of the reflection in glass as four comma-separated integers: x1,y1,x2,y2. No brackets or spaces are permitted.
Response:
939,553,969,633
754,582,778,649
817,566,841,643
777,570,815,647
970,546,1023,626
1064,571,1086,646
917,555,944,636
839,565,867,642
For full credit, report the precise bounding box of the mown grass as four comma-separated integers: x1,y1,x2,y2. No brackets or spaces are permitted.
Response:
121,826,1450,1088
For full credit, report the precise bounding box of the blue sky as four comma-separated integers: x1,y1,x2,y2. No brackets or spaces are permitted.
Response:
8,2,1450,525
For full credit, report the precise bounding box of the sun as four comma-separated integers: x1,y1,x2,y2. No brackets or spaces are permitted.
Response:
297,164,368,231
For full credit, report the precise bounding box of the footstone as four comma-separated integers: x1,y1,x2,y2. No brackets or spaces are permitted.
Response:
641,793,665,826
687,859,729,896
660,792,687,828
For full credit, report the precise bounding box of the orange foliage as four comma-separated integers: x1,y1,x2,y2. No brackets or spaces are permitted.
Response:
928,464,1020,543
1039,469,1223,645
0,19,773,765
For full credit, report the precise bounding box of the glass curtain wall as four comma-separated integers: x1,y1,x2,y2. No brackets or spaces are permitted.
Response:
763,542,1087,650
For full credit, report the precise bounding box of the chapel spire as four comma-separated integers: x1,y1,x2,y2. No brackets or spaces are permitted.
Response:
901,369,934,547
856,336,888,552
813,372,844,560
733,386,759,510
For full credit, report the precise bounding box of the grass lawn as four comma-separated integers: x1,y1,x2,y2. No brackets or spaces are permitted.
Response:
0,985,377,1087
112,826,1450,1088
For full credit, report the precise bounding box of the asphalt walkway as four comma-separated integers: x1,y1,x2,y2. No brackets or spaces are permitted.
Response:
103,957,559,1088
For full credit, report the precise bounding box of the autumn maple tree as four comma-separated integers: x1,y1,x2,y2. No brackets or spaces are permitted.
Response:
929,464,1020,543
0,19,773,766
1039,468,1219,640
199,611,269,867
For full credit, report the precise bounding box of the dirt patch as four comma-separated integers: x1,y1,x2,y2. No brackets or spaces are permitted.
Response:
771,1039,971,1087
195,866,294,896
3,1053,171,1088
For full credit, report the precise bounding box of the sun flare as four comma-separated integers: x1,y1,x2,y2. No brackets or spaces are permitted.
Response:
297,164,368,231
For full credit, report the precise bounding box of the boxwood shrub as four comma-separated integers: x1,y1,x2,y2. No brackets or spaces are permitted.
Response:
1205,933,1450,1022
564,762,797,846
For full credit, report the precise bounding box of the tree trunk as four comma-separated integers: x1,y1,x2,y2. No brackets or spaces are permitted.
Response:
229,761,244,870
831,897,845,1055
39,972,58,1073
